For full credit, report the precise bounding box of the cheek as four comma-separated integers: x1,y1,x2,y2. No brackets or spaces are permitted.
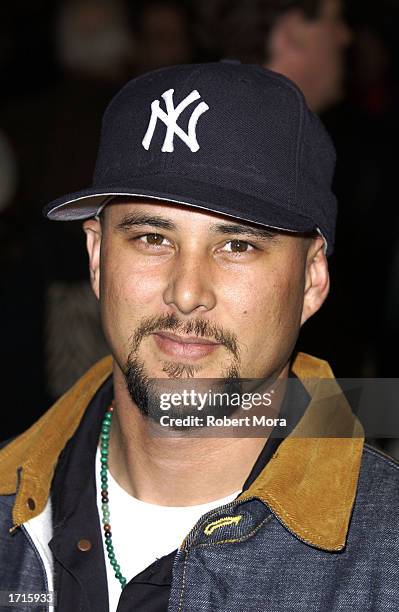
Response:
218,265,294,334
320,28,343,58
99,246,167,357
102,247,165,312
309,29,338,66
221,261,305,372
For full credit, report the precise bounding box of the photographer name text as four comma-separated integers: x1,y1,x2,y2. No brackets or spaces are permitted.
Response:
158,415,286,428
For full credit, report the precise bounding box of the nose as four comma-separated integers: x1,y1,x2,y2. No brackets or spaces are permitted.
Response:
163,251,217,315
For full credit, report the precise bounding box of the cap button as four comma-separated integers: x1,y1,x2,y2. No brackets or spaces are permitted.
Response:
77,539,92,552
220,58,242,65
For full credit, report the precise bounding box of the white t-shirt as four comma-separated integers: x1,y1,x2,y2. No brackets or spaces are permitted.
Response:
95,446,241,612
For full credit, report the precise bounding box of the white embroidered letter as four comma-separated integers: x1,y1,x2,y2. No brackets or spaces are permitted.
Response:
142,89,209,153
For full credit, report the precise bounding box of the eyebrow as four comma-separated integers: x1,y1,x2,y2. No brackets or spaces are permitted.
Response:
115,213,176,232
115,212,279,241
209,222,278,241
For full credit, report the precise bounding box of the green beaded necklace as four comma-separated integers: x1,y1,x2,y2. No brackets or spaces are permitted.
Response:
99,404,127,589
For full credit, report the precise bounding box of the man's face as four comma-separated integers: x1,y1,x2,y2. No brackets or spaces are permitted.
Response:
302,0,352,109
84,200,328,406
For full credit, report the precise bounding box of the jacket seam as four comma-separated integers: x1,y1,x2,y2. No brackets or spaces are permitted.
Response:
177,550,189,612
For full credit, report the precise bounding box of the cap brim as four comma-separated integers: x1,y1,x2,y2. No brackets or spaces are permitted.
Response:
43,175,322,245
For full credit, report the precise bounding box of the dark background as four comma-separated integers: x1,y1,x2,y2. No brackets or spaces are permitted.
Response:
1,0,398,441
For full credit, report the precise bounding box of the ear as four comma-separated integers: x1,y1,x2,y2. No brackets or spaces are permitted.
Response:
301,237,330,326
83,218,102,300
268,9,311,59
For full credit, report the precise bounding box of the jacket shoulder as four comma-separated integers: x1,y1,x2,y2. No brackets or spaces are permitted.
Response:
0,438,15,450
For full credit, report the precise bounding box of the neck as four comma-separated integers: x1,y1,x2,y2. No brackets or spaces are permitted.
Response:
108,363,288,506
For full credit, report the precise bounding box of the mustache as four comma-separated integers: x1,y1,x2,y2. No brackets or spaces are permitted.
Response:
129,313,240,360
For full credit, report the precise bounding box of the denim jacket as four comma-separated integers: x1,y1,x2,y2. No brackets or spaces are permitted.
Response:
1,353,399,611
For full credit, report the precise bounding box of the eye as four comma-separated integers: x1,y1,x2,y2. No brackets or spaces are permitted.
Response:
138,233,169,247
222,240,255,253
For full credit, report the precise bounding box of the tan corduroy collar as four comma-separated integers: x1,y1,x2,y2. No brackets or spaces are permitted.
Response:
0,352,363,550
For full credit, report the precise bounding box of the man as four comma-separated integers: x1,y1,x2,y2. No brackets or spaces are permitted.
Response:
1,62,398,612
214,0,352,112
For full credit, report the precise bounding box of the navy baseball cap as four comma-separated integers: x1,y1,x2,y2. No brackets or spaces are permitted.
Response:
43,61,337,254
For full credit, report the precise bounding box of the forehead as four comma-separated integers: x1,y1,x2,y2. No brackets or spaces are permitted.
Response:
102,198,277,232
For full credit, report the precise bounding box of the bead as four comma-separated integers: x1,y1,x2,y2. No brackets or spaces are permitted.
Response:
115,571,122,580
101,490,108,496
108,551,115,560
104,524,111,532
105,531,112,539
101,449,109,457
121,578,127,587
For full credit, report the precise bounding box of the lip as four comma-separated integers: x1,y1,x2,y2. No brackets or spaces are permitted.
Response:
153,332,221,360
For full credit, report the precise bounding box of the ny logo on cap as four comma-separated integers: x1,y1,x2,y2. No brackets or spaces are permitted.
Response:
142,88,209,153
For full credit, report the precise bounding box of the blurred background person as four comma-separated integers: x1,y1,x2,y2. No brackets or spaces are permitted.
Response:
214,0,351,112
